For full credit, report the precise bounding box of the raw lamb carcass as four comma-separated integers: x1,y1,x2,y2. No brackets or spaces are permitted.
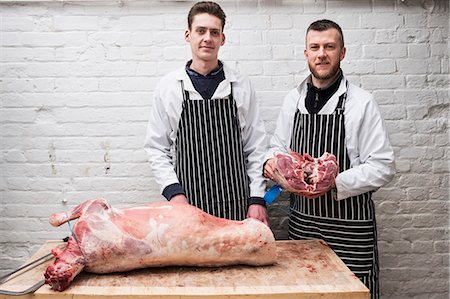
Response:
44,198,276,291
274,152,339,198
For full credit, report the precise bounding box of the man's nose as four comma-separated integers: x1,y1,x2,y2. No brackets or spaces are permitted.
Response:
203,31,212,41
317,46,326,57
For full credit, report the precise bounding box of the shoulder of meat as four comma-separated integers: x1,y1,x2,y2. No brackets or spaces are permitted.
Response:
274,151,339,197
44,199,276,291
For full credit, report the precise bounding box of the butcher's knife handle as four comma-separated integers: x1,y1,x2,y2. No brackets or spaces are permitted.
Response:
264,184,282,205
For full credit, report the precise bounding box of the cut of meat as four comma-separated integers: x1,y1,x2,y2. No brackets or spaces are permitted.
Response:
44,199,276,291
274,152,339,198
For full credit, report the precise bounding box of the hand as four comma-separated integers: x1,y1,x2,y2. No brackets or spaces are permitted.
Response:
263,158,276,181
247,204,269,226
170,194,189,204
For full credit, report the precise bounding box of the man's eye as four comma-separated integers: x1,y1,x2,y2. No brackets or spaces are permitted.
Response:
211,31,220,36
198,29,205,34
327,45,335,49
310,46,319,50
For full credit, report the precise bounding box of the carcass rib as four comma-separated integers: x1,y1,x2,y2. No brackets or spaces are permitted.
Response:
274,152,339,198
44,199,276,291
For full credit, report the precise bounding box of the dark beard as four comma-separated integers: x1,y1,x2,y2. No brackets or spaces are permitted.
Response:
310,62,340,81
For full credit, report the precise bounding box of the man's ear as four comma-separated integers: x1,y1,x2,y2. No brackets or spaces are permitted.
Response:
340,47,346,61
221,33,225,46
184,29,190,42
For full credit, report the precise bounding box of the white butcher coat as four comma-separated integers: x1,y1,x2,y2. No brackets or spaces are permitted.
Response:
144,62,268,198
266,75,396,200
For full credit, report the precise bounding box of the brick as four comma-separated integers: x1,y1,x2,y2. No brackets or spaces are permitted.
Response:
327,0,372,13
397,59,429,74
405,75,427,88
229,45,272,60
269,30,305,46
270,15,293,29
238,30,263,45
1,78,55,93
434,241,449,253
235,61,263,76
345,29,375,45
0,47,55,62
119,16,164,30
54,16,98,30
406,105,428,119
54,78,98,92
2,32,87,47
1,17,34,31
342,59,373,74
374,59,396,74
361,13,403,29
372,0,395,11
428,14,449,27
361,75,404,89
379,104,406,120
427,74,450,87
432,160,449,174
393,159,411,172
363,44,407,58
408,43,430,58
372,90,396,104
232,15,270,30
389,132,413,146
303,0,325,13
88,32,131,46
400,201,449,214
163,14,186,30
404,14,427,28
398,28,431,43
395,90,439,105
263,61,303,76
412,133,434,146
435,134,449,146
121,46,164,61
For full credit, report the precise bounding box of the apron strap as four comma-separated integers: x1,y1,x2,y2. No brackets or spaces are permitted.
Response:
180,80,190,102
335,80,349,113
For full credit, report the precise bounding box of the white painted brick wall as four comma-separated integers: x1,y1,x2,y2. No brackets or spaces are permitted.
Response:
1,0,448,298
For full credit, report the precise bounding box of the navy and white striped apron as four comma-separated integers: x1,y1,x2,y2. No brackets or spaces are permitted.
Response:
175,82,249,221
289,85,379,299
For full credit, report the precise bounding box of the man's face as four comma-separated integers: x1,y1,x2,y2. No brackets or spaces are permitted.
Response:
185,13,225,63
304,28,346,82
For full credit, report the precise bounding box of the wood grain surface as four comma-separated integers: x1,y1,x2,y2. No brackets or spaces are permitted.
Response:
0,239,369,299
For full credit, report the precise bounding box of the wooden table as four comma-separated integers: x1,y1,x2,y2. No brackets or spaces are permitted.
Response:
0,239,369,299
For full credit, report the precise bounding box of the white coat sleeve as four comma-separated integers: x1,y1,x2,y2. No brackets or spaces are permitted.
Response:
266,89,299,160
335,97,396,200
143,85,180,193
240,83,268,198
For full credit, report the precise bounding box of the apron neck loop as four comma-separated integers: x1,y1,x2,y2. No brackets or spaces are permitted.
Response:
335,80,349,113
180,81,189,102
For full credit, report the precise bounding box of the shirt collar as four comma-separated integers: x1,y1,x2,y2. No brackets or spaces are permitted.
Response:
185,60,224,78
306,69,343,92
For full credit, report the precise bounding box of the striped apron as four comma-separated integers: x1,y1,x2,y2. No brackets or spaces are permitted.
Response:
288,86,380,299
174,82,249,221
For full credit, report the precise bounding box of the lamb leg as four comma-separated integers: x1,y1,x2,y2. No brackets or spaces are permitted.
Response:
44,199,110,290
44,236,85,291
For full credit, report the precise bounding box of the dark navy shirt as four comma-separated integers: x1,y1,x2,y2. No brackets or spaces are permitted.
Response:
185,60,226,100
305,70,343,114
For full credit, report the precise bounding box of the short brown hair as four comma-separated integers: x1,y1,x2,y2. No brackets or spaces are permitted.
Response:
187,1,226,31
307,19,344,48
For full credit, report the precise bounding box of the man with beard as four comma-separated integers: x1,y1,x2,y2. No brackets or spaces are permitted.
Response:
263,20,395,299
145,2,268,225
